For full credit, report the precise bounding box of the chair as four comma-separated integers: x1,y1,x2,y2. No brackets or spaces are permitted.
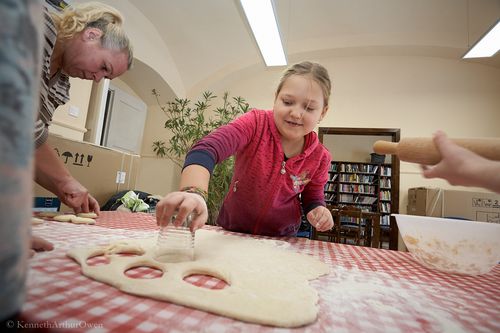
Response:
311,206,380,248
379,225,391,249
338,206,363,245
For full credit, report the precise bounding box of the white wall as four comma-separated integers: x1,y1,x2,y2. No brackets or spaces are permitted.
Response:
190,54,500,213
47,3,500,209
138,103,182,196
48,78,92,141
199,55,500,138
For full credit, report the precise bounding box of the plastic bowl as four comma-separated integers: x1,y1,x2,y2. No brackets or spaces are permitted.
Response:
393,214,500,275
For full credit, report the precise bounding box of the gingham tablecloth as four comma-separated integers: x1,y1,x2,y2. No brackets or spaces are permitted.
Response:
20,211,500,332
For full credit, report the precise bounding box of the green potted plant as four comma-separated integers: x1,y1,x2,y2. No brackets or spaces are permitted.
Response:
152,90,249,224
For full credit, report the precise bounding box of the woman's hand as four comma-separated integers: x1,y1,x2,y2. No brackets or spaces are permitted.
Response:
307,206,333,231
34,142,100,215
155,191,208,232
58,178,100,215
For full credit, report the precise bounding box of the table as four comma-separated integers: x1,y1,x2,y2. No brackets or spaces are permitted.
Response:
21,211,499,332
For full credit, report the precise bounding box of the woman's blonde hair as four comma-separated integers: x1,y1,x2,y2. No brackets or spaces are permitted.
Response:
276,61,332,107
52,1,133,69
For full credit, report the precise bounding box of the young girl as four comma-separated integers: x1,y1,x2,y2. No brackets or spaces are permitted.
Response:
156,61,334,237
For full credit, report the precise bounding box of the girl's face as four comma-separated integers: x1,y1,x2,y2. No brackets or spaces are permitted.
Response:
273,75,328,144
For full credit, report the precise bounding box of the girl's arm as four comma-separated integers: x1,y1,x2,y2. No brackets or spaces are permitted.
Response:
155,110,259,231
155,165,211,231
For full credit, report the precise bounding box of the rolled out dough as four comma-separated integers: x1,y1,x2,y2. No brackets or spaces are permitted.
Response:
67,229,329,327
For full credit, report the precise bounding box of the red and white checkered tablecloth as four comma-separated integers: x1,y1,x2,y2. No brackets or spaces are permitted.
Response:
21,211,500,332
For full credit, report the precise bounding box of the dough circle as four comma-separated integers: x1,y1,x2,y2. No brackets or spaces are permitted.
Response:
67,229,329,327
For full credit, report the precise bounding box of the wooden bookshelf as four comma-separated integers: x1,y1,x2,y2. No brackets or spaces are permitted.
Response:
325,161,393,226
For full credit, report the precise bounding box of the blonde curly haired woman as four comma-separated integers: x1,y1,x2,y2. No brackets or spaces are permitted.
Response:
35,1,133,216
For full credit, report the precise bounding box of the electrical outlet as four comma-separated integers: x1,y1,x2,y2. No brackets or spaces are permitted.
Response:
115,171,126,184
68,105,80,117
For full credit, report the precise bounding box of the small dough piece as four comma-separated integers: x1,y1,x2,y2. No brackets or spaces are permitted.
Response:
71,216,96,224
32,217,44,225
54,214,76,222
37,211,59,218
53,214,95,224
77,212,98,219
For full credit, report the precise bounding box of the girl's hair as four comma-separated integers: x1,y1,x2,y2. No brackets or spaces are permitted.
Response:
276,61,332,107
52,2,133,69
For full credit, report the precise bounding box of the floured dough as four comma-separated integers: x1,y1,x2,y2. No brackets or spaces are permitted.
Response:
54,214,95,224
67,229,329,327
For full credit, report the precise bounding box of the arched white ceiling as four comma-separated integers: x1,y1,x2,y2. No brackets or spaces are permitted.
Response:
102,0,500,97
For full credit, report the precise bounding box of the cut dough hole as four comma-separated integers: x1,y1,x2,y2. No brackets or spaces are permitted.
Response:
86,248,143,266
86,255,110,266
183,273,229,290
125,266,163,279
103,243,145,256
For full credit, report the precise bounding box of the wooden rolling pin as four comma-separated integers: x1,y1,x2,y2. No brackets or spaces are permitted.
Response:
373,138,500,165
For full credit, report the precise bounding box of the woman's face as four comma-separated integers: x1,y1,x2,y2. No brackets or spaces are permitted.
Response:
62,28,128,82
273,74,327,144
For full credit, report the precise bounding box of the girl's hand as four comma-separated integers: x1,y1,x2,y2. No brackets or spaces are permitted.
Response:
155,191,208,232
307,206,333,231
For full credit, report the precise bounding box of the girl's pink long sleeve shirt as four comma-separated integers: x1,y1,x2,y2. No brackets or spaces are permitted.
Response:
184,109,331,236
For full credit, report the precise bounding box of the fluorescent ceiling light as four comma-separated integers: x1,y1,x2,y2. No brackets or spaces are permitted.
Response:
463,19,500,58
240,0,287,66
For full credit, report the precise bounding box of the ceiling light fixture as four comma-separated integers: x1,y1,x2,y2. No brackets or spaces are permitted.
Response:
463,19,500,58
240,0,287,67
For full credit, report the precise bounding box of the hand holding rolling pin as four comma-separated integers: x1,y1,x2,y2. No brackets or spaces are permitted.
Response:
373,130,500,194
